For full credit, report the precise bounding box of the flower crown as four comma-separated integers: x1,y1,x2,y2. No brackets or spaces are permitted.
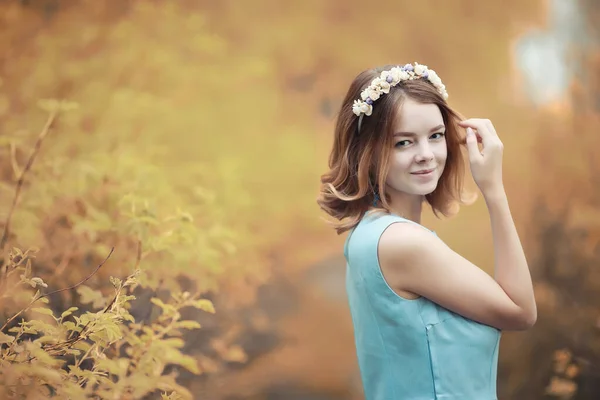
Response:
352,62,448,118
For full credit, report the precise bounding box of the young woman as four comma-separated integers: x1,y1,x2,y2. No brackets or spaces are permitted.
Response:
317,63,536,399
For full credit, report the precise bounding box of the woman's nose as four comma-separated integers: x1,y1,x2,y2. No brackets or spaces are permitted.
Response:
415,143,434,163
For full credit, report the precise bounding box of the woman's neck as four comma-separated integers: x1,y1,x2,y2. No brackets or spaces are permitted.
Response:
386,192,424,224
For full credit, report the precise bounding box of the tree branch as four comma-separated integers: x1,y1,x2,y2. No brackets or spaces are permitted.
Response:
0,247,114,333
40,247,114,300
0,111,58,250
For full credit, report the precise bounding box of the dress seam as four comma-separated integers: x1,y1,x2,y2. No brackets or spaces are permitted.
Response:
489,333,501,397
418,301,438,399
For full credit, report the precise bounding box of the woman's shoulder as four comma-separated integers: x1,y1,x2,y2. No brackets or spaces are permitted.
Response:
378,220,439,263
350,210,436,254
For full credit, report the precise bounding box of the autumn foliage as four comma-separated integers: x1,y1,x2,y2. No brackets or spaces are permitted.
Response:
0,101,220,398
0,0,599,399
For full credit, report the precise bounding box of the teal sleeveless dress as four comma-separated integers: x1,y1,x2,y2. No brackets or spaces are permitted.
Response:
344,212,501,400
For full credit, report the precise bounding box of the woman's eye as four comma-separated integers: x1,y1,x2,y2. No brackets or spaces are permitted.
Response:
431,132,445,140
395,140,411,147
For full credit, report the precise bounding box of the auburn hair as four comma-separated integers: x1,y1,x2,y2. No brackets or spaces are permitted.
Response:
317,64,471,234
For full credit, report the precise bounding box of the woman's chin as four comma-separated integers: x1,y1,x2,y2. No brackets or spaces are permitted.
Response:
413,181,439,196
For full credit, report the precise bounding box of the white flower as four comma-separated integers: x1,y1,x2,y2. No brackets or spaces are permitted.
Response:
380,82,391,93
352,100,372,116
378,71,394,87
427,70,442,86
380,69,400,86
352,62,449,122
352,100,363,116
359,83,382,101
414,63,428,76
389,67,404,85
372,77,391,93
365,86,381,101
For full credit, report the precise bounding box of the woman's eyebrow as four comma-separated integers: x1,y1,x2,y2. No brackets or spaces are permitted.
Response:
394,124,445,137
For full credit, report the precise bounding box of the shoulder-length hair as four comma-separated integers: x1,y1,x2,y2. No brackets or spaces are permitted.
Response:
317,64,471,234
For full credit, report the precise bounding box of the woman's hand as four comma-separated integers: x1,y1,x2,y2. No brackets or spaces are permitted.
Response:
458,118,505,197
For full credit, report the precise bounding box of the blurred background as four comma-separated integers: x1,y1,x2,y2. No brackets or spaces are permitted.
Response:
0,0,599,399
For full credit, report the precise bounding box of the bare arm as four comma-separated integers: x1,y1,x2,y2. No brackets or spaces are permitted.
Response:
484,188,536,326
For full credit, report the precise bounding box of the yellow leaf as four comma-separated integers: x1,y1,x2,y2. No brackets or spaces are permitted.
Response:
178,354,201,374
62,321,79,332
35,335,58,345
174,320,201,330
76,285,106,309
61,307,79,318
29,320,57,334
151,297,177,314
32,307,54,317
190,299,215,314
72,341,91,351
150,297,168,309
162,338,185,348
0,332,15,344
105,324,122,342
96,358,124,375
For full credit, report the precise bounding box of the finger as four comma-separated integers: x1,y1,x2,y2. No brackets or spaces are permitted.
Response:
458,119,493,146
465,128,481,162
484,119,498,137
458,133,482,145
459,135,482,145
459,118,498,139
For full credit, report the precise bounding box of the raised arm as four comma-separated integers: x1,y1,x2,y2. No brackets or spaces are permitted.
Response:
379,118,536,331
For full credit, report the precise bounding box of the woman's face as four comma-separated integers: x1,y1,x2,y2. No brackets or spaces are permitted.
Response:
385,97,447,197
